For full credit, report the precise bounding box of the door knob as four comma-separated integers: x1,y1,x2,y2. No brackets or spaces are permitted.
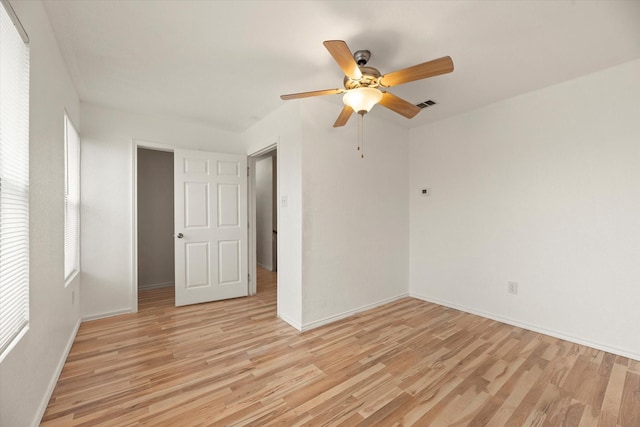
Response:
176,233,184,239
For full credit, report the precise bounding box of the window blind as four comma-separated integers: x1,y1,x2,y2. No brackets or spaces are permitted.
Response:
0,0,30,360
64,115,80,281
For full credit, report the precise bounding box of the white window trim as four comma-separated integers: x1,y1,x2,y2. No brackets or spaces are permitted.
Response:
0,0,30,362
64,113,80,285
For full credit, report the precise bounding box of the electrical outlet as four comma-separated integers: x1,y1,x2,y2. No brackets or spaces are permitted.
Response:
508,281,518,295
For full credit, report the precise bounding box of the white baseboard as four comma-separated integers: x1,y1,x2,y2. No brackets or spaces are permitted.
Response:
32,318,81,427
257,262,273,271
301,293,409,332
277,312,302,331
410,292,640,362
138,281,174,290
82,307,134,322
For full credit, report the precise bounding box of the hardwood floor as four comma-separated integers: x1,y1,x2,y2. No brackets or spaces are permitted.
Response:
42,268,639,426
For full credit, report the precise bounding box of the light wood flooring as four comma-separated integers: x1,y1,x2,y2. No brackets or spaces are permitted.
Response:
42,268,640,426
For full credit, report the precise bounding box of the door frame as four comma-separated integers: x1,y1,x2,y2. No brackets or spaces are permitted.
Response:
133,139,276,311
131,139,176,313
247,142,278,295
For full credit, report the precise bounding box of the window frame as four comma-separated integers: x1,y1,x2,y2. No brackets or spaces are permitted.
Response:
0,0,31,362
63,112,80,285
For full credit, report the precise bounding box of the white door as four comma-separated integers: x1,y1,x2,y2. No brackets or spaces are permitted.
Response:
174,149,247,306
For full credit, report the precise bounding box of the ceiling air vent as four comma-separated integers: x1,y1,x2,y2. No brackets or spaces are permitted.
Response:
416,99,437,109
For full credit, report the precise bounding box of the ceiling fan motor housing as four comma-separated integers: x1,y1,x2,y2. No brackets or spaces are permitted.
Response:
344,66,381,90
343,50,385,90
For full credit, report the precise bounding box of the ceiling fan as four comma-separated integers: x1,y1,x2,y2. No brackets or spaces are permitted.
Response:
280,40,454,127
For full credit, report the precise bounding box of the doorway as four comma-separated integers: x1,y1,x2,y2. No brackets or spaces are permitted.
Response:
136,147,175,298
249,146,278,297
255,151,277,273
133,142,249,311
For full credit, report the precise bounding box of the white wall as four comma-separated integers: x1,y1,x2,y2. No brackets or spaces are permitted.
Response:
137,148,174,289
0,1,81,426
242,102,303,328
243,98,411,331
299,98,410,329
255,153,274,270
80,103,244,319
409,59,640,359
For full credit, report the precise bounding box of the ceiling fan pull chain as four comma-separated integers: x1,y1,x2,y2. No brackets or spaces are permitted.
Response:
361,124,365,159
358,113,363,156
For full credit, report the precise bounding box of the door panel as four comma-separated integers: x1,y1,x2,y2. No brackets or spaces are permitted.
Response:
218,240,240,284
218,184,239,227
185,242,210,288
184,157,209,174
185,182,209,227
175,149,247,306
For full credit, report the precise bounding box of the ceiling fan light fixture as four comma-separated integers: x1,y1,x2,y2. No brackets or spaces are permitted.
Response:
342,87,382,114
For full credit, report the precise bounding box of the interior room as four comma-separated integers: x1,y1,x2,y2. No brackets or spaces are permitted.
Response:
0,1,639,426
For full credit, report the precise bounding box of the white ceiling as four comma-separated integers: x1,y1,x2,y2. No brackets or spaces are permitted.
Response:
43,0,640,132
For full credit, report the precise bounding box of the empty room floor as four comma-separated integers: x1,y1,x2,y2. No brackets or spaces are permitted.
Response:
41,268,639,426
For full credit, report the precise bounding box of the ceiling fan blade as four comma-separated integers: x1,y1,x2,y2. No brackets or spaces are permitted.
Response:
333,105,353,127
280,88,343,100
323,40,362,80
380,56,454,87
379,92,421,119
